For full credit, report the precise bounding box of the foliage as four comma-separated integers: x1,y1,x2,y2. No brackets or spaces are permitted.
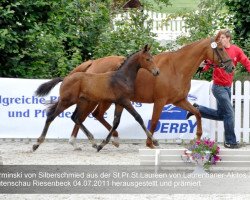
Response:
184,138,221,169
0,0,168,78
225,0,250,51
225,0,250,81
0,0,111,78
3,0,249,80
93,9,165,58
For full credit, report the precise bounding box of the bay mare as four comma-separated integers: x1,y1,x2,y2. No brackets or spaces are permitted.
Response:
36,33,234,150
33,45,160,151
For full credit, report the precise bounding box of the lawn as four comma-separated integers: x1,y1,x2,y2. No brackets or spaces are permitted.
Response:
144,0,199,13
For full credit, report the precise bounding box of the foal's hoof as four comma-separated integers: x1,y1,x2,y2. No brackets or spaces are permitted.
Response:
153,140,159,146
112,141,120,148
97,145,103,152
92,144,98,149
73,147,82,151
32,144,39,152
112,137,120,148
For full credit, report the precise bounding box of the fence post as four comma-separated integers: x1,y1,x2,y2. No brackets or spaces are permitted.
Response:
234,81,242,142
243,81,250,143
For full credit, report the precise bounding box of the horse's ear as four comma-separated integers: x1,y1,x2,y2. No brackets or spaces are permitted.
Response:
143,44,149,52
214,31,221,42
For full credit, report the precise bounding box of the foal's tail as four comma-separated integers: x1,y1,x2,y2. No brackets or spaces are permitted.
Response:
35,77,63,97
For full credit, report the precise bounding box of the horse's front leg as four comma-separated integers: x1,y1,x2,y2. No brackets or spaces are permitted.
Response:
69,124,81,150
174,99,202,140
97,104,123,152
147,99,166,148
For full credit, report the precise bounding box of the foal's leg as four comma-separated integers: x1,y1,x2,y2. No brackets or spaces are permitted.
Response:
97,104,124,152
71,100,98,149
33,100,71,151
69,102,98,150
92,102,120,147
123,101,159,146
146,99,166,148
69,102,120,148
174,99,202,140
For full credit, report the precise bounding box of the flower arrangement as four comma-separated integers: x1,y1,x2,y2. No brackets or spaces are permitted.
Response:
184,138,221,169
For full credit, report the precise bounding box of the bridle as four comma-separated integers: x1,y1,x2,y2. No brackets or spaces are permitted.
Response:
196,38,233,77
210,38,232,69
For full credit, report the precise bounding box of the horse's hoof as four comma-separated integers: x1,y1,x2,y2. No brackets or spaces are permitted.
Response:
92,144,98,149
97,145,103,152
153,140,159,146
32,144,39,151
73,147,82,151
68,141,75,146
112,141,120,148
146,143,155,149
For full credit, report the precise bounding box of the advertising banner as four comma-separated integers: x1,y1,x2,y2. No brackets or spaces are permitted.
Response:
0,78,211,139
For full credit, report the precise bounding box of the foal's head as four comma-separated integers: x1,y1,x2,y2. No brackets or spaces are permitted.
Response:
206,33,234,73
138,44,160,76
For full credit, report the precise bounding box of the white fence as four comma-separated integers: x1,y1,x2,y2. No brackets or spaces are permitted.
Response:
210,81,250,143
114,10,188,41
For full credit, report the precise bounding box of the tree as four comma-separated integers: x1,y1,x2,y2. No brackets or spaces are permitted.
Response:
225,0,250,81
225,0,250,51
0,1,52,77
0,0,111,78
1,0,171,78
93,9,165,58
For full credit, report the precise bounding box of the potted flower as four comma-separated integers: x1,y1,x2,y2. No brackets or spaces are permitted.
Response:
184,138,221,172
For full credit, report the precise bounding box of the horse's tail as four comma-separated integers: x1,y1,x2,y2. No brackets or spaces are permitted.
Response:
35,77,63,97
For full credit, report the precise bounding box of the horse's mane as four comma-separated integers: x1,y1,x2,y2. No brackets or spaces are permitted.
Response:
159,37,209,56
116,50,140,70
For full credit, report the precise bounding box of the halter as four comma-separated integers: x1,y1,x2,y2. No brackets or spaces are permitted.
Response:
210,38,232,69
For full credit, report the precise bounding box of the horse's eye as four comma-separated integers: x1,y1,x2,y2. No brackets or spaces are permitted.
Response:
219,48,223,51
146,58,151,61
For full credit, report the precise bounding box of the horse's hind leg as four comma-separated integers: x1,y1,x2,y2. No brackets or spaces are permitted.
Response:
97,105,123,152
33,100,71,151
71,100,98,149
92,102,120,147
174,99,202,140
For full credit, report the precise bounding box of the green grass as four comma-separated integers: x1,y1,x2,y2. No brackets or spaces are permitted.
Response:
144,0,199,13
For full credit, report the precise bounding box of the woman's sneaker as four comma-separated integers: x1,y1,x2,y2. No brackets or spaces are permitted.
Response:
224,142,241,149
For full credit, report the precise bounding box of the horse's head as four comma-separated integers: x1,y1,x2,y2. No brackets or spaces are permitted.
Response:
139,44,160,76
206,34,234,73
